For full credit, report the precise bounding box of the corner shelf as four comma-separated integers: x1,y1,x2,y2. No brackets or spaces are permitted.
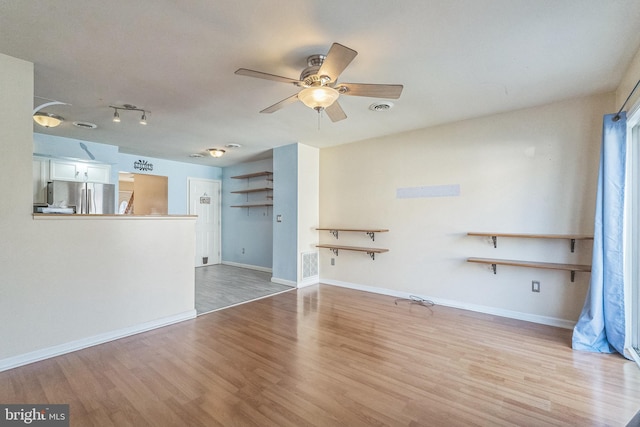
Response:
467,232,593,282
316,227,389,260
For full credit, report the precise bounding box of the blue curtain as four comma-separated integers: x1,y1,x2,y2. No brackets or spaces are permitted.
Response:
572,113,627,356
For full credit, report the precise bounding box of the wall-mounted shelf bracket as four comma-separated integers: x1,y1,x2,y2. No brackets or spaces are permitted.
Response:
329,230,339,239
468,232,592,253
316,244,388,261
467,257,589,283
366,232,376,241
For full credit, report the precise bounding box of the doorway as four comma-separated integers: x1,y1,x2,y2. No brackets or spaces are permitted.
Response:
188,178,221,267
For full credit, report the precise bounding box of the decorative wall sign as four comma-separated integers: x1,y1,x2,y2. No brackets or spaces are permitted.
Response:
200,196,211,204
133,159,153,172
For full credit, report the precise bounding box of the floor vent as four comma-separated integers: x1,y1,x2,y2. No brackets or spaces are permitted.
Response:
302,251,319,279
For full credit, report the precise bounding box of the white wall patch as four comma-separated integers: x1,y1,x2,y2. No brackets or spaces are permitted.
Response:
396,184,460,199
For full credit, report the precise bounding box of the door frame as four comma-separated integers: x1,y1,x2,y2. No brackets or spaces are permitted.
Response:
187,177,222,266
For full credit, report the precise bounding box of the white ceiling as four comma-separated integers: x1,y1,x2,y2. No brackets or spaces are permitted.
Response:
2,0,640,167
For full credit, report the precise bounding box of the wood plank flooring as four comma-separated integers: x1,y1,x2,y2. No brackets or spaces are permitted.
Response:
195,264,294,314
2,284,640,426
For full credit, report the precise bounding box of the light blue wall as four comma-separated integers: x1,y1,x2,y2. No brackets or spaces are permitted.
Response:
222,159,273,269
272,144,298,282
118,152,221,214
33,133,222,215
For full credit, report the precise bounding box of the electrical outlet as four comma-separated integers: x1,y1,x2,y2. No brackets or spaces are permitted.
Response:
331,258,335,266
532,280,540,293
242,248,245,255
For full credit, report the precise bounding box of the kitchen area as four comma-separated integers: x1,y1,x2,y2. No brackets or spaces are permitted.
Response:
33,155,169,216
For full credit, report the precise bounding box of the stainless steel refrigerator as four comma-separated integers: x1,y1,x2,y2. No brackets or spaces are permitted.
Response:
47,180,115,214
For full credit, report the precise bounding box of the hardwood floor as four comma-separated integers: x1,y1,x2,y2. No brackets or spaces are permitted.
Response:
195,264,294,314
2,285,640,426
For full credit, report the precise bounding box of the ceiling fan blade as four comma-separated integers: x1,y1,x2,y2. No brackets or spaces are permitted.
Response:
235,68,301,85
260,93,299,114
336,83,403,99
318,43,358,82
325,101,347,122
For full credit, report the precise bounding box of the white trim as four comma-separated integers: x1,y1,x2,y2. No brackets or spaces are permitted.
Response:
0,310,196,372
271,277,297,287
298,277,320,288
627,101,640,368
322,279,576,329
222,260,272,273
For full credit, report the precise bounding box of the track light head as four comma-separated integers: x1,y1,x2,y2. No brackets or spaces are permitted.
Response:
110,105,149,125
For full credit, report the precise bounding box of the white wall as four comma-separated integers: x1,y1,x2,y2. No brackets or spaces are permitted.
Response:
319,93,613,326
617,46,640,113
0,53,196,369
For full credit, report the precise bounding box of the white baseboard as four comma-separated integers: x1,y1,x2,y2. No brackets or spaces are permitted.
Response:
222,261,272,273
298,277,320,288
322,279,576,329
0,309,197,373
271,277,297,287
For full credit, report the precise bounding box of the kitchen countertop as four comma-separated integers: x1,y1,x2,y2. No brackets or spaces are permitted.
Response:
33,214,197,220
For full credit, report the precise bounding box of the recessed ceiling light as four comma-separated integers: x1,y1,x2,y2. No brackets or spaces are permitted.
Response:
225,143,241,148
72,121,97,129
369,102,394,111
189,153,204,158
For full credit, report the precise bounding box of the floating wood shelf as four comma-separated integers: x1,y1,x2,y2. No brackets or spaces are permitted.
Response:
230,187,273,194
231,171,273,180
467,232,593,252
316,228,389,241
230,203,273,208
467,257,591,282
316,244,389,260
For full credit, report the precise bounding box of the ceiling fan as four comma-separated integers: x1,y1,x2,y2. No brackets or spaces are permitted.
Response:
235,43,403,122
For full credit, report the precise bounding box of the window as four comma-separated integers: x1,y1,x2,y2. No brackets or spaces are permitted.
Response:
627,105,640,365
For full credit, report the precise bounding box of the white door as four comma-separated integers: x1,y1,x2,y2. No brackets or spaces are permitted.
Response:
188,178,221,267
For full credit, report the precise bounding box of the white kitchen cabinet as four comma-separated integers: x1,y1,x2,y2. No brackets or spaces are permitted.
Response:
32,156,50,203
49,160,111,183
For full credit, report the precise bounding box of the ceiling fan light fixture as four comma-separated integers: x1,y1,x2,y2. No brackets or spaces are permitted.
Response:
208,148,225,158
140,111,147,125
298,86,339,110
33,112,64,128
113,109,121,123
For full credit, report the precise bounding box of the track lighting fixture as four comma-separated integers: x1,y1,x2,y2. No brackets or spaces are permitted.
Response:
110,104,149,125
